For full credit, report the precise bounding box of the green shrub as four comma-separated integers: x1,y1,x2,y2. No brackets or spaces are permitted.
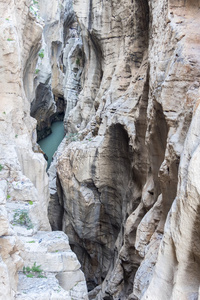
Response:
38,49,44,59
31,262,43,273
35,69,40,74
38,274,47,278
0,164,3,171
12,209,33,229
26,273,34,278
23,262,46,278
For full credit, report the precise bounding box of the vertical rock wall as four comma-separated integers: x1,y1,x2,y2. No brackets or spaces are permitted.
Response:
0,0,88,299
55,0,200,299
1,0,199,299
29,0,84,140
0,0,50,298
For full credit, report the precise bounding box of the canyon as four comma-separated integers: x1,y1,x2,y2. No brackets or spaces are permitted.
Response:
0,0,200,299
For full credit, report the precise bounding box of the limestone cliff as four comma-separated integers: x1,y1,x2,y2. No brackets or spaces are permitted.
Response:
30,0,83,140
1,0,200,300
0,0,87,299
54,0,200,299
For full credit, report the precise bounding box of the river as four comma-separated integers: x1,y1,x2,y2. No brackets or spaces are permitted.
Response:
38,121,65,169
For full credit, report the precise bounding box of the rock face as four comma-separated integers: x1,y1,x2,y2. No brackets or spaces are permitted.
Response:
55,0,200,299
1,0,200,300
0,0,88,299
16,231,88,300
29,0,83,140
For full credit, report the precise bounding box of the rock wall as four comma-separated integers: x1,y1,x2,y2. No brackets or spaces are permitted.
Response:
55,0,200,299
29,0,83,140
0,0,88,299
1,0,200,299
0,0,50,297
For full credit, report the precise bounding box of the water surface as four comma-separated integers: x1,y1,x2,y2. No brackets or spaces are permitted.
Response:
38,121,65,168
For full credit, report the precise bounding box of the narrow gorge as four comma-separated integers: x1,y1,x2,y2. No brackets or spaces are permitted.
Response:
0,0,200,299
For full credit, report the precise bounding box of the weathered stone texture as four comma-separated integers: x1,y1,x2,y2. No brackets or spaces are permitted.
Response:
56,0,200,299
1,0,200,299
0,0,88,299
30,0,84,140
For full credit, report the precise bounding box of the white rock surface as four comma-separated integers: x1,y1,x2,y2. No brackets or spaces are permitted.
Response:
16,231,88,300
0,0,88,299
31,0,83,139
1,0,200,299
55,0,200,299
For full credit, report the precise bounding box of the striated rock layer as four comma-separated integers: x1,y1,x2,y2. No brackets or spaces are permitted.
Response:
1,0,200,299
54,0,200,299
29,0,84,140
0,0,88,299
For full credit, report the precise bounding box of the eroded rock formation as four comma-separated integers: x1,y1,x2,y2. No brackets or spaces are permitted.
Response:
29,0,83,140
1,0,200,299
0,0,88,299
54,0,200,299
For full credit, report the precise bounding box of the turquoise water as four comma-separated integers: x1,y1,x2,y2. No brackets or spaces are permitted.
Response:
38,121,65,168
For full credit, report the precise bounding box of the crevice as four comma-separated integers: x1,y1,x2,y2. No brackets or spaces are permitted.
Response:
48,175,64,231
88,0,93,30
147,100,169,203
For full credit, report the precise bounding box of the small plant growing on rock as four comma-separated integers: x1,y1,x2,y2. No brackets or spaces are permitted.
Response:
38,49,44,59
76,58,80,66
35,68,40,74
0,164,3,171
31,262,43,273
30,0,40,18
23,262,46,278
56,286,61,293
12,209,33,229
29,6,37,16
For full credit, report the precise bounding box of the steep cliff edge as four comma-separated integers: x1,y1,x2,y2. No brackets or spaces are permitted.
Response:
0,0,87,299
55,0,200,299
